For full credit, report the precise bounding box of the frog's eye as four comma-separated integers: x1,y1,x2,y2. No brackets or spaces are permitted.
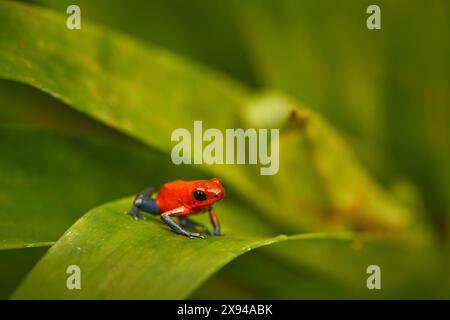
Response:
193,190,207,201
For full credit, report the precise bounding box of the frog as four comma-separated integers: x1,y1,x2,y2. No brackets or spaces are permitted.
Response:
127,178,225,239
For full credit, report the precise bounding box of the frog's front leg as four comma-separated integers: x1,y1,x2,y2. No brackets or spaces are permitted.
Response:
161,207,205,239
208,207,222,236
127,187,160,221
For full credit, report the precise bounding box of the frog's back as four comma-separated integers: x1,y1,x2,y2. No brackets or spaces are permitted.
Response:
157,180,192,212
161,180,191,191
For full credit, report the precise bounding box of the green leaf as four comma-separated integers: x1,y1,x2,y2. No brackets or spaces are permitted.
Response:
12,197,345,299
0,1,413,234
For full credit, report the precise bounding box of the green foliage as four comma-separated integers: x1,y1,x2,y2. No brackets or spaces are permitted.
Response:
12,198,346,299
0,0,448,299
0,1,412,234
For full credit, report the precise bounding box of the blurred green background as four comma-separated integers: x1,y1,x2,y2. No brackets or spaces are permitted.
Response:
0,0,449,299
32,0,449,235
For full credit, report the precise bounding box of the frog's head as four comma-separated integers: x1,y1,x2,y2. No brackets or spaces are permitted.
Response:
191,178,225,207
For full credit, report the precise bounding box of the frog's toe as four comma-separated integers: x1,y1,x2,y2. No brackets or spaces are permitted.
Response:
137,213,148,220
187,232,205,239
127,207,148,221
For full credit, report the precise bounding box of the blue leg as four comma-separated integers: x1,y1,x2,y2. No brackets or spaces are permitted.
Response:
127,187,160,220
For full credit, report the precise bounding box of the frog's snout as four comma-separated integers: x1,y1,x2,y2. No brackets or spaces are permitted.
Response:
209,177,225,201
214,189,225,201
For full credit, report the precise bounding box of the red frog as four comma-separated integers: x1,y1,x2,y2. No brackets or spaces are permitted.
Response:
127,178,225,239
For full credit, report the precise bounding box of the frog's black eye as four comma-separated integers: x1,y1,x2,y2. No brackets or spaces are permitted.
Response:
193,190,207,201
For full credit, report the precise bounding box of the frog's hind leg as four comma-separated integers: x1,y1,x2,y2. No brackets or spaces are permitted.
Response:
179,217,210,234
127,187,160,220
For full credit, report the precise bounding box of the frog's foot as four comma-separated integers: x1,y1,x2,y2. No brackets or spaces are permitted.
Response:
184,232,205,239
126,206,148,221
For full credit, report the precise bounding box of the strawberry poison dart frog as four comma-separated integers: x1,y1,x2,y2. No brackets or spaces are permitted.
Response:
127,178,225,239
